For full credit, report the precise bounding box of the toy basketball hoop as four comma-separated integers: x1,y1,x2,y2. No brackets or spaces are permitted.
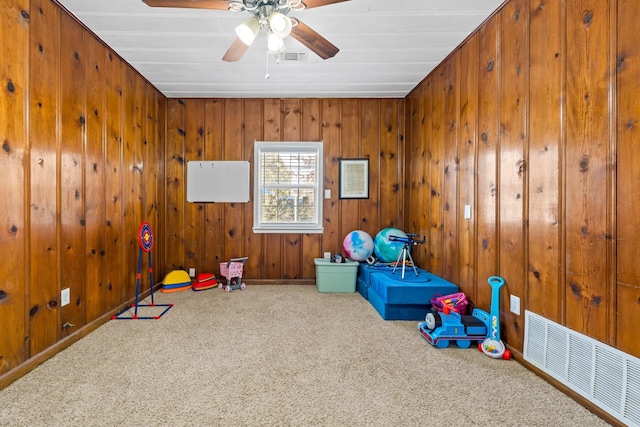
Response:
113,222,173,320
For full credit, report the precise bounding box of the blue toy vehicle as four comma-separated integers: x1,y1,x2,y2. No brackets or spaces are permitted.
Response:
419,276,511,360
418,307,491,349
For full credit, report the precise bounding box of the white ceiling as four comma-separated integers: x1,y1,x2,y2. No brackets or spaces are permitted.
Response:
54,0,505,99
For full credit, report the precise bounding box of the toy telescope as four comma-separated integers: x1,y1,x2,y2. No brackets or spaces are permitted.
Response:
388,233,426,245
389,232,425,279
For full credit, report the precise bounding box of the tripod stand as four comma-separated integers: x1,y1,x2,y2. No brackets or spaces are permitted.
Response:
389,233,425,280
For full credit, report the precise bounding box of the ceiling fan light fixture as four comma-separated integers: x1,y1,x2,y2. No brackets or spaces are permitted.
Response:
267,31,286,54
235,17,261,45
268,11,292,38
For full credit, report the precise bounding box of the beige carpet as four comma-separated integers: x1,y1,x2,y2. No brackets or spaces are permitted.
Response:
0,285,610,426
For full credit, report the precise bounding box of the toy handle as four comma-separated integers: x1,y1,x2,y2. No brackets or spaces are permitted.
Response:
488,275,505,289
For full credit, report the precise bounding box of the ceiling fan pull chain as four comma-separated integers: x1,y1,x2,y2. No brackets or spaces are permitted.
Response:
265,52,270,80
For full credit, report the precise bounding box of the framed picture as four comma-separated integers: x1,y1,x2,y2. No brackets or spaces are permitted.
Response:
339,158,369,199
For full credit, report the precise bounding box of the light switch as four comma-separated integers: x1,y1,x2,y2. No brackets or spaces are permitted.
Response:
324,189,331,199
464,205,471,219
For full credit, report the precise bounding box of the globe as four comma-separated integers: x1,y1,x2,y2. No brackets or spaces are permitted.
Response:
373,228,408,263
342,230,374,262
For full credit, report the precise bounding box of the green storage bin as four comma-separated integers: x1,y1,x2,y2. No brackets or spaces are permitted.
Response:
314,258,359,293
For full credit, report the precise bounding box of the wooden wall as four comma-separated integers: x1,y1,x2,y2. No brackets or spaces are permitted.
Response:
0,0,166,384
405,0,640,359
164,98,405,280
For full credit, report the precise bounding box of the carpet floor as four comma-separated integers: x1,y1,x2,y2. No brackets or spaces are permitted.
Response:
0,285,611,426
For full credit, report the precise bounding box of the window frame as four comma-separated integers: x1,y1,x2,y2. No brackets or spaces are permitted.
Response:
253,141,324,234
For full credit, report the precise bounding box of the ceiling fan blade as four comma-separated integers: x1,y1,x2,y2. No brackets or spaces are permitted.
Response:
222,37,250,62
142,0,229,10
290,19,339,60
301,0,350,9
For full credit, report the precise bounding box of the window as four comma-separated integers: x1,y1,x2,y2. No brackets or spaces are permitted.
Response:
253,141,324,234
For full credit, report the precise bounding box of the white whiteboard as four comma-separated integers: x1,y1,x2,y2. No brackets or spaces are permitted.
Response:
187,161,250,203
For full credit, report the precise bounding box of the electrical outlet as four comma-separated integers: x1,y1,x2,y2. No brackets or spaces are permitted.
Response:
189,268,196,277
510,294,520,315
324,252,331,259
61,288,70,307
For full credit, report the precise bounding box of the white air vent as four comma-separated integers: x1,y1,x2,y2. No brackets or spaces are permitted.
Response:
281,52,307,62
524,310,640,426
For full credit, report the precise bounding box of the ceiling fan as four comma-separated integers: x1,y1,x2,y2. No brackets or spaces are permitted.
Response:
141,0,349,62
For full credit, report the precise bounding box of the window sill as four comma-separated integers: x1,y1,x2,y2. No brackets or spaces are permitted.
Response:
253,226,324,234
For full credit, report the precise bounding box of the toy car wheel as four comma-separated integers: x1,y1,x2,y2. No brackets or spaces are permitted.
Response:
456,340,471,349
225,285,231,293
241,283,246,290
436,339,450,349
218,283,223,289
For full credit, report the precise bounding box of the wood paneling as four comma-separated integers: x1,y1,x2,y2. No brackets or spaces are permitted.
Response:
59,13,86,335
0,0,29,375
564,0,611,341
29,0,61,356
475,16,500,310
442,57,459,283
161,99,405,280
527,0,564,323
616,0,639,354
103,50,124,310
1,1,166,386
498,0,528,351
457,35,478,302
406,0,634,359
84,33,106,323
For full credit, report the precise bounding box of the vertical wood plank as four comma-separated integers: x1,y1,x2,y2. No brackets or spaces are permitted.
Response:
321,100,341,259
442,56,459,283
183,100,205,275
615,0,639,354
528,0,564,322
428,68,445,276
203,99,225,276
339,99,361,244
223,99,244,263
103,50,123,311
499,0,528,350
0,0,29,373
475,15,500,310
165,99,185,271
377,99,401,231
405,90,425,264
564,0,610,341
29,0,60,355
59,13,86,335
457,34,478,301
361,99,381,235
242,99,263,279
119,68,139,300
84,35,106,322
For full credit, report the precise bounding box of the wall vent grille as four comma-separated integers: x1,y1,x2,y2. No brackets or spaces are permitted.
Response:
524,310,640,427
281,52,307,62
